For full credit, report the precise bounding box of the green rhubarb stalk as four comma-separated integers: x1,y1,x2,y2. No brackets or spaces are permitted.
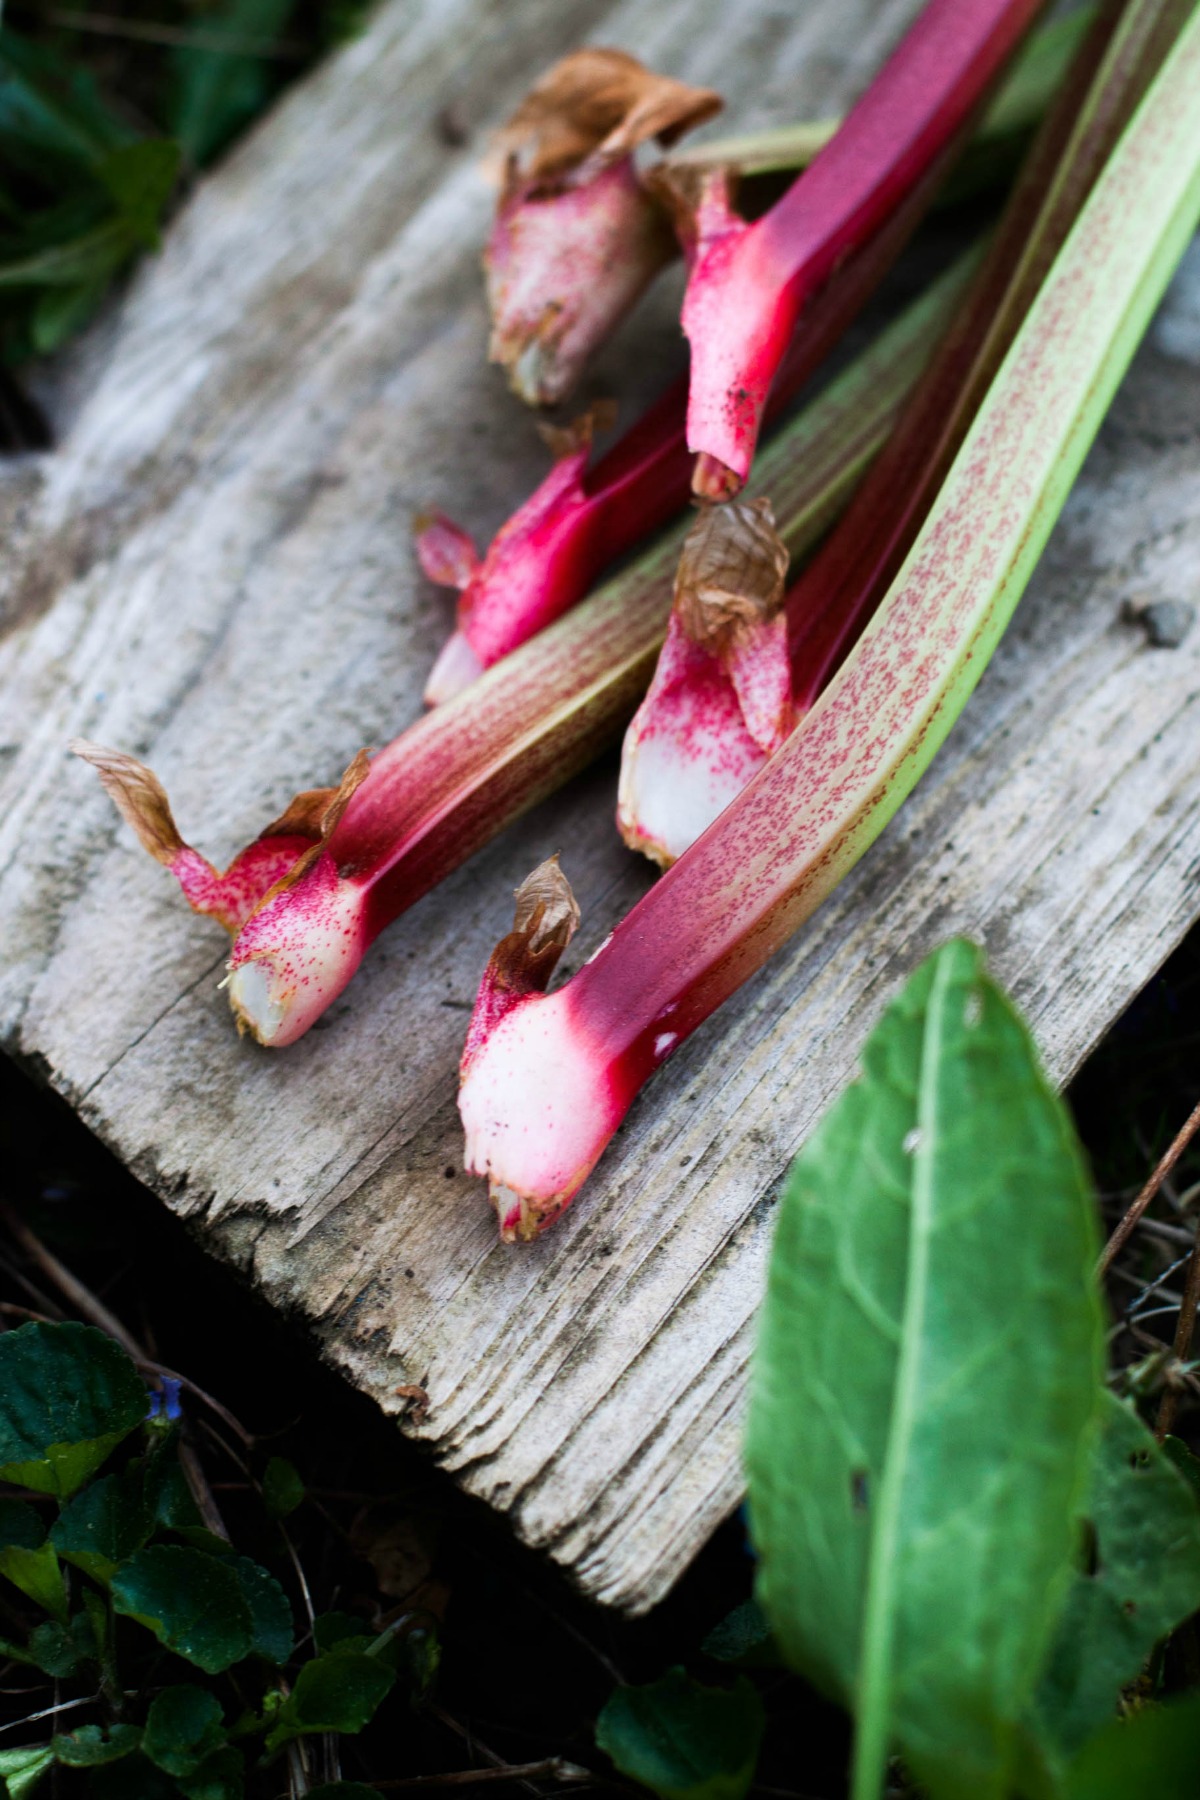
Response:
457,8,1200,1254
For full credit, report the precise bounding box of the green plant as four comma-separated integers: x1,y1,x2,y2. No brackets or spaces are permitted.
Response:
0,1320,416,1798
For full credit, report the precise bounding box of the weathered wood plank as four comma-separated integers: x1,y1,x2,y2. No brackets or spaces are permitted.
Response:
2,0,1199,1612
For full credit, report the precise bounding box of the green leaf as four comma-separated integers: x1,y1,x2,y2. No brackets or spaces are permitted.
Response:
1162,1434,1200,1505
0,1542,67,1623
112,1546,254,1673
0,1744,53,1800
1028,1392,1200,1761
28,1614,96,1678
1062,1695,1200,1799
0,1322,147,1497
264,1652,395,1751
178,1747,245,1800
0,222,130,290
702,1600,780,1668
143,1685,225,1778
262,1455,305,1519
98,140,180,248
51,1466,153,1582
0,28,130,173
595,1670,764,1800
52,1723,141,1767
171,0,296,168
225,1554,293,1662
745,941,1103,1800
313,1610,367,1650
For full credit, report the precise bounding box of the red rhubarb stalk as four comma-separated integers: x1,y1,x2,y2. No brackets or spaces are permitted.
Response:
75,260,971,1045
459,11,1200,1237
482,49,721,408
419,127,966,706
620,0,1180,867
681,0,1047,500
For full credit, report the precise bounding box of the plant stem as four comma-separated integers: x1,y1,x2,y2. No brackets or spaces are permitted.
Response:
1100,1097,1200,1276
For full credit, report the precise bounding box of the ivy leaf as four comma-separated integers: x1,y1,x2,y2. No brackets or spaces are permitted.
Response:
112,1546,254,1673
52,1723,141,1767
264,1652,395,1751
702,1601,781,1668
0,1743,54,1800
0,1323,147,1497
262,1455,305,1519
745,941,1104,1800
596,1670,764,1800
51,1466,153,1582
1028,1392,1200,1760
142,1685,226,1778
178,1747,245,1800
1061,1695,1200,1799
225,1555,293,1663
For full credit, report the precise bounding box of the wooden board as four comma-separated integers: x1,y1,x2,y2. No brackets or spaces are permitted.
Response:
2,0,1200,1614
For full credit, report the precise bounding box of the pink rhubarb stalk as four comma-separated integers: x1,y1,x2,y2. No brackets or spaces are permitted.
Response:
681,0,1046,500
75,260,967,1047
418,131,962,708
483,48,721,407
620,0,1179,866
458,7,1200,1235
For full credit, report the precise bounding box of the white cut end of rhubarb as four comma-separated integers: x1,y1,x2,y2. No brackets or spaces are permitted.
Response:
460,985,622,1238
424,630,486,706
227,958,286,1044
617,676,767,866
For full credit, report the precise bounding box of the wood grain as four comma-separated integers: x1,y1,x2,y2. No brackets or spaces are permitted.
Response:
2,0,1199,1612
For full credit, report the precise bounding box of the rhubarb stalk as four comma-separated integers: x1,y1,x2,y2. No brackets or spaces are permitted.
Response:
419,121,967,707
459,11,1200,1237
76,259,972,1046
620,0,1183,866
482,49,721,407
681,0,1047,500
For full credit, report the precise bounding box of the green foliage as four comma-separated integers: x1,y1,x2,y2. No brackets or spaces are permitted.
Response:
112,1544,256,1673
262,1454,305,1519
595,1670,764,1800
52,1722,141,1766
746,941,1103,1800
177,1747,245,1800
28,1613,97,1677
1060,1695,1200,1799
171,0,299,168
143,1685,226,1777
0,29,178,364
264,1650,396,1751
51,1464,153,1581
0,1322,147,1496
223,1554,294,1663
0,1541,66,1624
1163,1433,1200,1503
1029,1392,1200,1761
0,1743,54,1800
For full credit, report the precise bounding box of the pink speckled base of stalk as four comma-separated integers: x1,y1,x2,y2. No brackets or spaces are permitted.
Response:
226,851,372,1046
486,159,677,407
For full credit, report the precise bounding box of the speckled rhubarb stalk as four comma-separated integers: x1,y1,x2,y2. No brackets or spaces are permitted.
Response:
418,134,961,707
483,49,720,407
459,12,1200,1234
621,0,1178,868
75,259,968,1046
681,0,1047,500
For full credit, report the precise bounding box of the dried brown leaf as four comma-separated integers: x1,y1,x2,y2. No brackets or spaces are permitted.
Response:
674,497,790,654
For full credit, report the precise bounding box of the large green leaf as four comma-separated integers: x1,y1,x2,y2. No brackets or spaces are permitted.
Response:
1029,1391,1200,1761
221,1555,293,1663
0,1323,147,1497
595,1670,765,1800
51,1465,153,1582
52,1724,141,1767
1061,1695,1200,1799
112,1546,254,1673
745,941,1103,1800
